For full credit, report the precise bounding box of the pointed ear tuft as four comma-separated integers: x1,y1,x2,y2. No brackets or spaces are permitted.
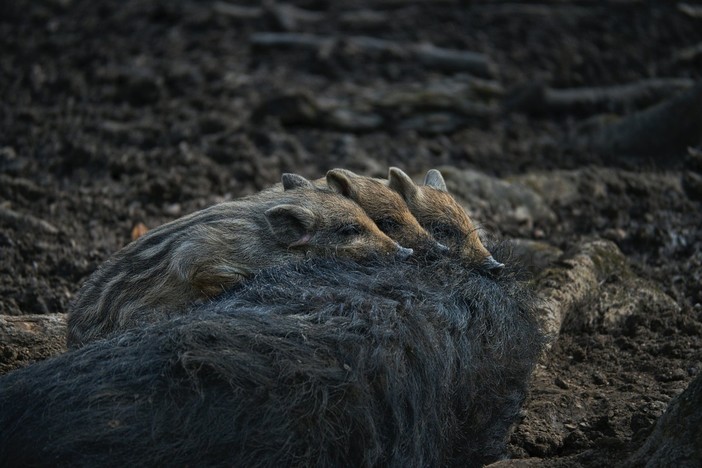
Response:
423,169,447,192
281,173,315,191
265,204,316,247
326,169,358,200
330,168,357,178
387,167,418,200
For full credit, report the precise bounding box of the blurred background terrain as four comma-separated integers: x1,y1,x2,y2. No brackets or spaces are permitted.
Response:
1,1,701,466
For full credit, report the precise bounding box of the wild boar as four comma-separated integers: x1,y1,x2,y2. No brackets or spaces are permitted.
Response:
67,173,411,348
387,167,504,270
269,169,448,256
0,252,543,467
325,168,449,256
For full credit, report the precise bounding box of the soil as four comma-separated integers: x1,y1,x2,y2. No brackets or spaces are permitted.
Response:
1,1,701,466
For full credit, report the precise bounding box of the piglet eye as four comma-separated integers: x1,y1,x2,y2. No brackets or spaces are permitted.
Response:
336,224,363,237
375,217,401,233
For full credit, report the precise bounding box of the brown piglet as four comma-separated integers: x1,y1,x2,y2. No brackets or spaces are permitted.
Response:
387,167,504,270
67,173,411,348
324,168,449,257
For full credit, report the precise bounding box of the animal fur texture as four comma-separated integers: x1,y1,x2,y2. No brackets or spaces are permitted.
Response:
387,167,504,270
1,250,543,467
67,173,410,348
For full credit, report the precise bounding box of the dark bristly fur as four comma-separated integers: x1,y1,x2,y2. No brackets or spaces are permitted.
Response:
67,174,409,349
0,252,543,467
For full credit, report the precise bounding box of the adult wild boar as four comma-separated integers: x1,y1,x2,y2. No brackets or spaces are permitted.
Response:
1,252,543,467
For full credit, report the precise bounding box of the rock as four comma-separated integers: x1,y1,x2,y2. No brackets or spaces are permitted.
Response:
626,373,702,468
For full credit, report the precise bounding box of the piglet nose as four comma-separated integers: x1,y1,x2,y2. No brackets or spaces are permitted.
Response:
395,244,414,260
483,255,505,271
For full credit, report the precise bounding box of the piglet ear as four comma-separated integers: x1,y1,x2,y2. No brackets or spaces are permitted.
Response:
281,173,316,191
326,169,359,200
387,167,418,200
265,204,316,247
423,169,447,192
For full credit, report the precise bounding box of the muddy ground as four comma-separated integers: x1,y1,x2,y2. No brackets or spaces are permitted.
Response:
1,0,701,466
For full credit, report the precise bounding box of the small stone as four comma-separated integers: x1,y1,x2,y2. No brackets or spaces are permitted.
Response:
555,376,570,389
592,371,608,385
163,203,182,217
657,368,687,382
603,228,627,242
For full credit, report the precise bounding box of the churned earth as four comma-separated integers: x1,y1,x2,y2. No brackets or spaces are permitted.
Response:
1,1,701,466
